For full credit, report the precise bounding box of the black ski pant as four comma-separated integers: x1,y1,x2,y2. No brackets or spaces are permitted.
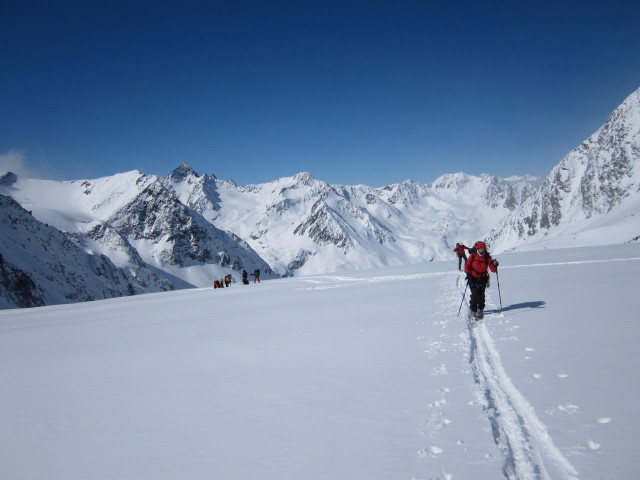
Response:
468,276,489,312
457,254,467,270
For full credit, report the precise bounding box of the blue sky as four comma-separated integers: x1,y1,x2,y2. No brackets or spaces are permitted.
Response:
1,1,639,187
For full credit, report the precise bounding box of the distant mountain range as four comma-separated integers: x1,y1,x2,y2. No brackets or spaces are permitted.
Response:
2,87,639,309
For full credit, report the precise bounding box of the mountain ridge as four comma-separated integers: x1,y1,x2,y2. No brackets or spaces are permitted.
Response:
487,87,640,251
2,87,640,308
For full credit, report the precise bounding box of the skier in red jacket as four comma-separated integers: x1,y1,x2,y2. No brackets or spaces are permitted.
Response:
453,243,469,270
464,241,499,320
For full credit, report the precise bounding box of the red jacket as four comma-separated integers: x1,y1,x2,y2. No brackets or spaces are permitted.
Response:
464,252,497,278
453,244,468,257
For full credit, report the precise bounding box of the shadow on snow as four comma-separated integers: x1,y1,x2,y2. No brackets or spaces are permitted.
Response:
487,301,546,314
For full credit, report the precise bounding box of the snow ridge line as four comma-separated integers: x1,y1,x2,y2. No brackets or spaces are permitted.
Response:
460,279,579,480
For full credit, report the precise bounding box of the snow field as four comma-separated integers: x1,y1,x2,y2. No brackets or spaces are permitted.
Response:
1,244,639,479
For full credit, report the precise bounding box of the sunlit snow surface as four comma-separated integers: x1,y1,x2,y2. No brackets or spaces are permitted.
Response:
1,244,638,479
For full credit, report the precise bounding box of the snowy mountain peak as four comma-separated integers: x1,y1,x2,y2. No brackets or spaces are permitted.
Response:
0,171,18,186
430,172,474,190
2,87,640,308
167,162,203,183
0,193,174,308
292,171,315,185
277,171,330,193
488,87,640,252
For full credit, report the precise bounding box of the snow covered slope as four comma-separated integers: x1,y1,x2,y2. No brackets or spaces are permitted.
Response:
488,88,640,251
0,192,174,308
2,87,640,308
0,163,539,310
0,169,275,307
1,244,638,479
162,166,539,275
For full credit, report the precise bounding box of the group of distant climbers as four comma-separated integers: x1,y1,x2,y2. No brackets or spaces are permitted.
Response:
214,243,498,321
213,269,261,289
453,241,499,320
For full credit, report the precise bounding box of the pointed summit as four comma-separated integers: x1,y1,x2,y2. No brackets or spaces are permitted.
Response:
487,86,640,251
168,162,200,183
293,172,316,185
0,171,18,186
431,172,473,191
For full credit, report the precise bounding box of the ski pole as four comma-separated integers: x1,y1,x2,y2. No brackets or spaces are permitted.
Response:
495,269,503,311
457,282,468,318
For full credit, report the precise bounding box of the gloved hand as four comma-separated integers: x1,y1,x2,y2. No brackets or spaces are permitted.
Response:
492,259,499,267
466,274,473,284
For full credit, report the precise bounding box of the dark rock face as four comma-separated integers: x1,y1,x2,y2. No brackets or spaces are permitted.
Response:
0,194,172,309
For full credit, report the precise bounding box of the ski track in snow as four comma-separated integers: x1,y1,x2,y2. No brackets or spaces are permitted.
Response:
284,262,600,478
292,256,640,292
503,257,640,270
295,272,447,290
456,274,579,480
